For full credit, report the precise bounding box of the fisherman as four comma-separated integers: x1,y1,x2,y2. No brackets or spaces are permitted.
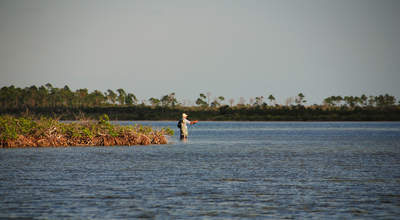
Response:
178,113,198,140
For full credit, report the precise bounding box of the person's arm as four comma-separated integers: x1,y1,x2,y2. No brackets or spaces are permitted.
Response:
184,118,198,125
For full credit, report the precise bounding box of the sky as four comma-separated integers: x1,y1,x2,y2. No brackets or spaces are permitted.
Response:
1,0,399,105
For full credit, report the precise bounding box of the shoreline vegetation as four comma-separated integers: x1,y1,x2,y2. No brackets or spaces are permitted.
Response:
4,105,399,121
0,115,174,148
0,84,399,121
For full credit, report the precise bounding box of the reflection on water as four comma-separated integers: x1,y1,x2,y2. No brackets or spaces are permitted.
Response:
1,122,400,219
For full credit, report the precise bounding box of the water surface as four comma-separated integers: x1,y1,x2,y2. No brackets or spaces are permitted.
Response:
1,122,400,219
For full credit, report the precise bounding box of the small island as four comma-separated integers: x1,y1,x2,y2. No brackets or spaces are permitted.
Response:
0,115,173,148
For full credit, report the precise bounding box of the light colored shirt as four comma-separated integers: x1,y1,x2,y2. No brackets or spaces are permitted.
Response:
181,118,191,136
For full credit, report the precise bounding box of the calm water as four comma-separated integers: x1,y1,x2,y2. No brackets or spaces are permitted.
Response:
1,121,400,219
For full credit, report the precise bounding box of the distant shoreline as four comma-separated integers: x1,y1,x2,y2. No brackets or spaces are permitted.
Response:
1,105,399,121
1,85,399,121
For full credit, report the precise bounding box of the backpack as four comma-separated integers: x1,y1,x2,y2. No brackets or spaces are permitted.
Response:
177,119,182,129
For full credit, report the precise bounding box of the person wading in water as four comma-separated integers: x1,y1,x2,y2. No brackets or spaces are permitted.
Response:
177,113,198,140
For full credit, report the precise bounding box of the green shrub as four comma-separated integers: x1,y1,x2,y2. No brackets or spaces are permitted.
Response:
0,116,18,141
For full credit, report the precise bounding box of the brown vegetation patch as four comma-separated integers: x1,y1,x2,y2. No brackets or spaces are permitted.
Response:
0,115,173,148
1,133,169,148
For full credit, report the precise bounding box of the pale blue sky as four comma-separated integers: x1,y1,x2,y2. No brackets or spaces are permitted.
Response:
1,0,399,104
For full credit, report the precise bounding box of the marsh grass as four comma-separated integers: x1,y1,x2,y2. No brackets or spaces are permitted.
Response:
0,114,173,148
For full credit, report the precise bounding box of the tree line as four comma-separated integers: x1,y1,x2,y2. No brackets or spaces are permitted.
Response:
0,84,138,109
0,84,399,121
1,84,398,109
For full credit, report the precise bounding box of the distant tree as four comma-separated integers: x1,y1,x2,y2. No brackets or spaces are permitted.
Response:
295,93,306,105
170,93,178,107
89,90,105,106
148,97,160,106
161,93,177,107
375,95,384,107
11,86,22,108
354,96,362,107
76,88,88,107
334,96,343,106
254,96,264,106
0,87,8,108
161,95,169,106
117,88,126,105
323,97,334,106
268,95,275,105
106,89,117,104
44,84,56,107
210,96,225,108
25,85,38,107
324,96,337,107
375,94,396,107
360,94,368,106
210,99,220,108
385,94,396,106
60,85,74,107
344,96,357,108
196,93,208,107
323,95,344,107
20,87,29,108
37,85,48,107
49,87,61,107
45,83,53,92
196,98,207,107
368,95,376,106
218,96,225,104
125,93,137,105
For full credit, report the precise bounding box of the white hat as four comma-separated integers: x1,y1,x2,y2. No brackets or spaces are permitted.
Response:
182,113,188,118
